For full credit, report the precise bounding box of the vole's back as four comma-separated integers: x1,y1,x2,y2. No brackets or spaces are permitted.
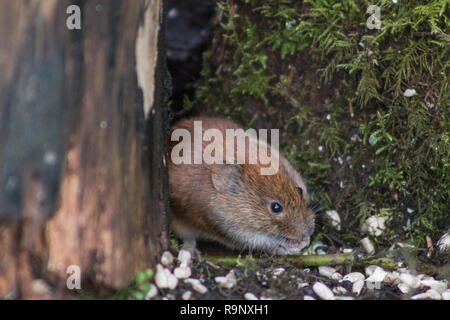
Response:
168,117,314,254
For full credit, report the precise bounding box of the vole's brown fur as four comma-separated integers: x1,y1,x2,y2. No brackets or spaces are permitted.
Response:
168,117,315,255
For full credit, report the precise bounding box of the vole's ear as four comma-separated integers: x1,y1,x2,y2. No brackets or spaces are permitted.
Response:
211,164,240,194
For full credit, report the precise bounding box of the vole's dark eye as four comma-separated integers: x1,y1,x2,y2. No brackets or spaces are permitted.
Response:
270,202,283,214
296,187,303,196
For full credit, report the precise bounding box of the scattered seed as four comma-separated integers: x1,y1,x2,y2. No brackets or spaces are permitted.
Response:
333,286,348,295
384,272,400,284
397,283,411,294
325,210,341,231
318,266,336,279
365,265,383,277
174,266,191,279
436,232,450,252
442,290,450,300
244,293,259,300
421,279,447,292
343,272,365,283
335,296,355,300
182,291,194,300
215,270,237,289
426,289,442,300
272,267,285,277
313,282,335,300
184,279,208,294
144,284,158,300
403,89,417,97
366,267,387,283
303,295,316,300
361,216,386,237
178,249,192,267
161,251,174,267
352,280,365,295
155,264,178,290
400,273,421,289
411,292,430,300
360,237,375,255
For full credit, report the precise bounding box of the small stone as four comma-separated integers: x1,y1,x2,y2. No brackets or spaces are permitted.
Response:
174,266,191,279
161,251,174,267
144,284,158,300
352,280,365,295
343,272,365,283
313,282,335,300
244,293,259,300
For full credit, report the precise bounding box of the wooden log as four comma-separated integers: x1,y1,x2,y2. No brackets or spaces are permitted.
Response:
0,0,168,299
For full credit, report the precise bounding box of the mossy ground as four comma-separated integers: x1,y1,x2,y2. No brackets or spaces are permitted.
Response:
183,0,449,249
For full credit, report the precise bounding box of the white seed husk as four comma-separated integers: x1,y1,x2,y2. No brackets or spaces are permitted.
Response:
344,272,365,283
144,284,158,300
178,249,192,267
398,283,411,294
441,290,450,300
182,291,193,300
215,270,237,289
184,278,208,294
361,237,375,255
318,266,336,279
174,266,192,279
160,251,174,267
366,267,387,283
313,282,335,300
244,293,259,300
352,280,365,295
436,232,450,252
400,273,421,289
361,216,386,237
325,210,341,231
426,289,442,300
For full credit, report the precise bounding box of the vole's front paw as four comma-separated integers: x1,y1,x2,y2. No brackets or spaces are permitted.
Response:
180,239,202,262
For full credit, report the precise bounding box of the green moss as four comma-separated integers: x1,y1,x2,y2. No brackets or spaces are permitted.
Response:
192,0,449,247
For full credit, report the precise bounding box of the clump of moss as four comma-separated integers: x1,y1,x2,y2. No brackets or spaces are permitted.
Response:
191,0,449,248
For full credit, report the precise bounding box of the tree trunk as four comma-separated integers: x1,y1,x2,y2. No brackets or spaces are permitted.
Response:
0,0,168,299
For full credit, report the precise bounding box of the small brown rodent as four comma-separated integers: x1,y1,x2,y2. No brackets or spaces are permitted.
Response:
168,117,314,255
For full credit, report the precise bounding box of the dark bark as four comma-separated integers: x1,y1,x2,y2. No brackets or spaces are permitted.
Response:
0,0,168,299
